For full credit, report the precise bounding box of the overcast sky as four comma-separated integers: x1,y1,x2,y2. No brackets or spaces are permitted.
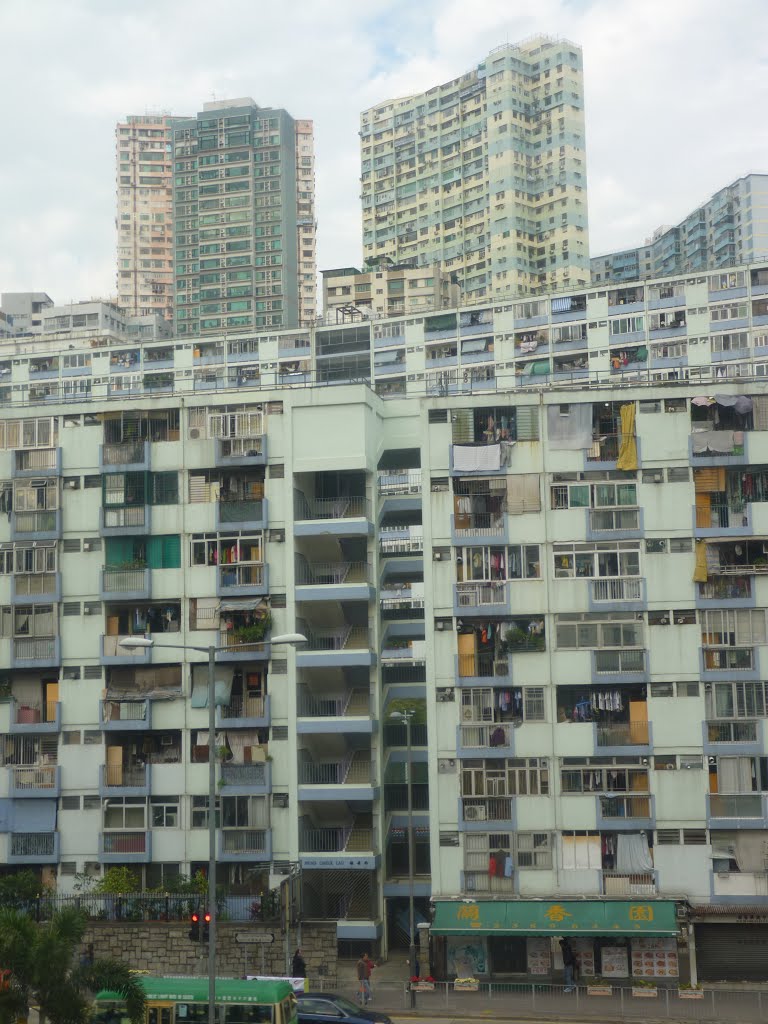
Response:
0,0,766,304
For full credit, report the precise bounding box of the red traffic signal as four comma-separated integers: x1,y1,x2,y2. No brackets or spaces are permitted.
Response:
204,913,211,923
188,913,200,941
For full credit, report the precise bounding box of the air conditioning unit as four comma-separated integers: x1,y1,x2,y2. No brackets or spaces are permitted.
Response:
493,659,509,676
83,607,92,615
462,707,475,720
65,480,77,489
464,805,487,821
438,758,456,773
83,542,91,551
433,552,442,561
189,428,201,440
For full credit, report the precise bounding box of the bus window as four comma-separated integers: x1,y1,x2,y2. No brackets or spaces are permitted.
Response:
223,1006,273,1024
177,1004,208,1024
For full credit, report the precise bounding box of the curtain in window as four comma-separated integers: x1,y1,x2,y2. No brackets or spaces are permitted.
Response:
616,831,653,873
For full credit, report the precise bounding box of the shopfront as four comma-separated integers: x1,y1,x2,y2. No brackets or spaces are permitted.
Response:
431,899,680,982
693,907,768,982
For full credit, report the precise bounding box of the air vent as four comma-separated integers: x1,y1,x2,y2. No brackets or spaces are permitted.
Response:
83,666,102,680
83,538,102,551
436,688,454,702
63,602,81,617
266,401,283,414
428,409,448,424
83,796,101,811
63,539,81,553
683,829,707,845
61,796,81,811
268,464,284,479
84,601,102,615
62,667,81,680
272,725,288,741
439,831,459,847
272,793,289,808
438,758,456,774
433,546,450,560
271,659,287,675
269,529,285,543
271,594,286,609
430,477,449,492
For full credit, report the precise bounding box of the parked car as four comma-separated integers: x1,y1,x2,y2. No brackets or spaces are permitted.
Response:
296,993,392,1024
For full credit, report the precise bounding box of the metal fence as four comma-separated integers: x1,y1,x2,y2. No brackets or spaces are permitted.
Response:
6,891,280,923
342,979,768,1022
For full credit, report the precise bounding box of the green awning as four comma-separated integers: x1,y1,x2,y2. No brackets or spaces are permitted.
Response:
432,900,677,936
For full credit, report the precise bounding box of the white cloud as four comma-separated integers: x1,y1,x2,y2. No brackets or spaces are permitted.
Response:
0,0,766,301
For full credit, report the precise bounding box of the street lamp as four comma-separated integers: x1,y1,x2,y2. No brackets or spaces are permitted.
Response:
389,709,417,1007
119,631,306,1024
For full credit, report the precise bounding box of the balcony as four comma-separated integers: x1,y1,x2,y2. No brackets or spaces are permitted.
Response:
10,765,61,797
379,526,423,555
11,637,60,668
586,435,620,464
99,699,151,730
697,576,752,604
588,508,641,535
297,689,372,733
459,796,515,828
294,495,372,537
99,441,149,471
100,635,152,665
220,761,271,794
702,647,756,675
12,510,61,541
380,638,425,664
216,631,270,662
379,583,424,619
295,562,373,601
451,512,506,541
298,752,377,800
454,581,509,615
215,436,267,468
9,700,61,733
216,498,267,530
8,832,60,864
377,470,422,497
99,831,152,862
297,626,374,668
708,793,767,822
598,795,653,828
457,722,515,757
99,764,150,796
707,720,759,744
592,648,647,680
694,500,751,535
595,720,650,748
100,505,149,535
456,652,512,685
13,448,61,477
590,577,643,604
100,567,151,601
217,563,269,597
217,694,270,728
11,573,60,604
219,829,271,861
602,871,657,896
299,824,377,868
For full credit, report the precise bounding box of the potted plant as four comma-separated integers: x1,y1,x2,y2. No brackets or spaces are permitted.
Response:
454,976,479,992
410,976,435,992
233,613,272,646
584,977,612,996
631,979,658,997
677,983,704,999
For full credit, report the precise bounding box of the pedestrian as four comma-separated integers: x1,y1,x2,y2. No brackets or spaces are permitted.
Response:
292,948,306,978
356,952,372,1005
364,952,374,999
559,938,575,993
80,942,95,968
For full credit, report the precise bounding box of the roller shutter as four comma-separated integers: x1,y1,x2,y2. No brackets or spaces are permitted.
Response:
696,923,768,981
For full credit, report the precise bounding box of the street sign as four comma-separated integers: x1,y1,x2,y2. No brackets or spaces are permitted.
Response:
236,931,274,945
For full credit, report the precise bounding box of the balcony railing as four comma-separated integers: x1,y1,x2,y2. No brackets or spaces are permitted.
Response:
379,529,423,554
103,506,146,528
10,833,57,857
102,567,148,593
294,495,370,520
452,512,505,537
591,577,642,601
220,763,268,787
709,794,764,818
462,797,514,822
602,871,657,895
377,470,422,495
589,508,640,532
297,688,370,718
296,562,371,585
696,502,748,529
218,563,265,588
459,723,513,748
600,795,651,819
101,441,145,466
586,435,620,462
299,754,373,786
457,652,509,679
102,765,147,788
221,830,268,854
12,765,58,790
13,638,58,662
300,826,353,853
101,700,149,723
12,701,59,726
14,511,57,534
302,626,370,651
698,577,752,600
455,581,508,608
596,721,650,746
219,695,266,720
707,720,759,743
16,449,58,471
101,635,151,659
218,499,264,524
217,631,269,654
594,649,646,674
12,574,57,596
101,831,147,854
703,647,754,671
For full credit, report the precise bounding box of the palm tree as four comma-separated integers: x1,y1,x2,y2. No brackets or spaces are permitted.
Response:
0,907,145,1024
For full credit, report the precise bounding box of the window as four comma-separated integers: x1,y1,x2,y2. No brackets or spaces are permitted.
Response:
524,687,545,721
551,482,636,510
650,683,674,697
610,316,644,335
103,797,146,830
677,681,700,697
461,758,548,796
151,796,179,827
712,681,768,719
222,795,268,828
555,613,643,650
63,731,82,745
561,760,649,794
701,609,767,646
516,832,553,869
667,467,690,483
669,537,692,552
552,542,640,580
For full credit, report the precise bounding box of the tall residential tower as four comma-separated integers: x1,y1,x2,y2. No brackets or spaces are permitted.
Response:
360,36,590,303
115,115,174,321
172,98,314,336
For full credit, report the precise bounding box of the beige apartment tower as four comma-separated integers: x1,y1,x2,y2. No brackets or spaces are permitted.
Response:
361,36,590,302
115,115,174,321
295,119,318,324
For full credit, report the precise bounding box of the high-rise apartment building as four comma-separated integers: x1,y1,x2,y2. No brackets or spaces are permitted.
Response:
172,98,312,337
3,261,768,981
592,174,768,283
295,119,317,324
361,36,590,303
115,116,174,320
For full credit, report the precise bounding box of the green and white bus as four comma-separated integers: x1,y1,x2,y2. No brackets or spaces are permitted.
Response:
96,976,297,1024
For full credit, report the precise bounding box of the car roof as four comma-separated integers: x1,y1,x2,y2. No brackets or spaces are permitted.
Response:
299,993,344,1000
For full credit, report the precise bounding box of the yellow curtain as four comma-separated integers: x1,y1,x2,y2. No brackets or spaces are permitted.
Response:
693,541,709,583
616,403,638,471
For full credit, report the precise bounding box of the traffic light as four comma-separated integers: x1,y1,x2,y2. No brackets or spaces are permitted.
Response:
203,912,211,942
188,912,200,941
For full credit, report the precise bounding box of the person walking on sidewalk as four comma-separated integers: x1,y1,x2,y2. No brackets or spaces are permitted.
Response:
356,953,372,1006
292,948,306,978
560,938,576,993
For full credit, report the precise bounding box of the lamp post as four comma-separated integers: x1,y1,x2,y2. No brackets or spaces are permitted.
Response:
119,631,306,1024
389,709,416,1008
